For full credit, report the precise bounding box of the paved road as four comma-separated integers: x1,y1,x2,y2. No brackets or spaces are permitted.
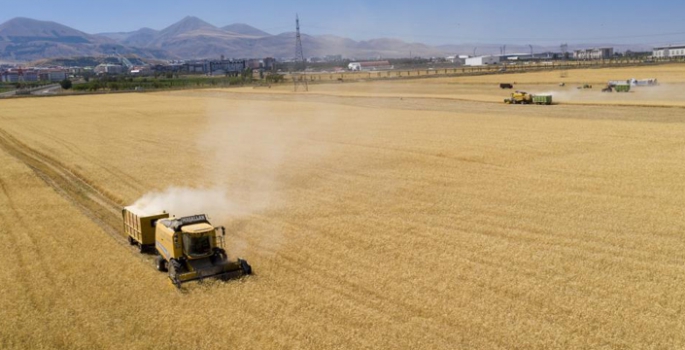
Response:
30,84,62,95
0,84,62,98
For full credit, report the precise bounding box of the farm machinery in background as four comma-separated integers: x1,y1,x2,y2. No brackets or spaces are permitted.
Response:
602,78,657,92
504,91,553,105
602,83,631,93
123,207,252,288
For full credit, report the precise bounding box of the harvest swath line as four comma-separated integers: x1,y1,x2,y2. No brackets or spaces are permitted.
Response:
0,128,134,252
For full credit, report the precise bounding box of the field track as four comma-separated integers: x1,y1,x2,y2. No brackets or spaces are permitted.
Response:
0,128,134,252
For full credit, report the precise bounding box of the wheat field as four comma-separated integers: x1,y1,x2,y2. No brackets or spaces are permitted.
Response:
1,65,685,349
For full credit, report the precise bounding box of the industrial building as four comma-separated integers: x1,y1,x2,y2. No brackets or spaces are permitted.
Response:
1,70,19,82
40,69,67,82
465,56,500,66
1,68,61,82
653,45,685,58
206,59,246,76
347,61,393,71
573,48,613,60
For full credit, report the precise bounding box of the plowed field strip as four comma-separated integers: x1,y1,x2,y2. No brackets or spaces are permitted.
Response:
0,128,126,247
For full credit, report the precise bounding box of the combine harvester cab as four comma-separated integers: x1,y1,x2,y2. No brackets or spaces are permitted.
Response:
156,214,252,288
122,207,252,288
504,91,532,104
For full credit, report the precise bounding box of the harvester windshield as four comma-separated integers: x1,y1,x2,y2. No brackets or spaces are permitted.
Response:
182,233,212,258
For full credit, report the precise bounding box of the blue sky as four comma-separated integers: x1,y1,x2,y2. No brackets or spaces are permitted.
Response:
2,0,685,46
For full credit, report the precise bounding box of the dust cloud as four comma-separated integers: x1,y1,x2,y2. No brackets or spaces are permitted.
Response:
130,95,334,244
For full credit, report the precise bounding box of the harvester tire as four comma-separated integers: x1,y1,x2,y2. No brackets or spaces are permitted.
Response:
156,256,167,272
240,259,252,275
128,236,135,246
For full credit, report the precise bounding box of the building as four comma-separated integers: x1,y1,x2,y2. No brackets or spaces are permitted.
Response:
46,69,67,82
94,64,124,75
653,45,685,58
464,56,500,66
263,57,276,70
347,60,393,71
1,70,19,82
21,70,38,82
502,52,559,62
185,61,206,73
206,59,246,76
573,48,613,60
246,59,261,70
130,66,151,75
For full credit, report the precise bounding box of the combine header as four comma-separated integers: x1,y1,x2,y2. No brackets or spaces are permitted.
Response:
123,207,252,288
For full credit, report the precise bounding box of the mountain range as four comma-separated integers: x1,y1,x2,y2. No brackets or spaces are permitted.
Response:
0,16,653,62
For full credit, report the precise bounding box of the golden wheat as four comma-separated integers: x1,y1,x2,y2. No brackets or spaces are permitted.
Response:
1,64,685,349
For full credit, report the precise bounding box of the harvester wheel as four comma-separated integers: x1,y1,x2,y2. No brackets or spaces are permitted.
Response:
128,236,135,246
168,259,182,288
156,256,167,272
240,259,252,275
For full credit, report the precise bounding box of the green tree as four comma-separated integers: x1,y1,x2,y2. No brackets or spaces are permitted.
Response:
60,79,73,90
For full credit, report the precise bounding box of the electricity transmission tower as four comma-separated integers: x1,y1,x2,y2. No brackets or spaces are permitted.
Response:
293,14,308,91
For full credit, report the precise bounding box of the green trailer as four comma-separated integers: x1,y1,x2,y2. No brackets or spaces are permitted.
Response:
614,84,631,92
532,94,553,105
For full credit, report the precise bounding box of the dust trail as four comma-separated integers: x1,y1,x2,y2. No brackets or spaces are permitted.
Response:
130,95,337,254
130,186,240,221
532,88,583,103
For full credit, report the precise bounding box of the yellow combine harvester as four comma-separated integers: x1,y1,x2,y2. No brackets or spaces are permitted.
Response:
123,207,252,288
504,91,553,105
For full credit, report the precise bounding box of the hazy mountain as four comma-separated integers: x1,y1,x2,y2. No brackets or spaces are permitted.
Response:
0,17,98,43
221,23,271,38
98,27,159,47
0,17,170,61
0,16,654,62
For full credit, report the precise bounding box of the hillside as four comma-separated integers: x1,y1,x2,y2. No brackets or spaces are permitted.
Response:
0,18,171,61
0,16,653,61
221,23,271,38
0,16,452,60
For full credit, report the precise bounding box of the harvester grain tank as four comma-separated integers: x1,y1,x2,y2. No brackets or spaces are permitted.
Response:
614,84,631,92
122,207,252,288
531,94,553,105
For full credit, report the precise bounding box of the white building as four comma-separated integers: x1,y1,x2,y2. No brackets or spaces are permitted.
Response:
94,64,124,75
465,56,500,66
347,61,393,71
653,45,685,58
573,48,613,60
